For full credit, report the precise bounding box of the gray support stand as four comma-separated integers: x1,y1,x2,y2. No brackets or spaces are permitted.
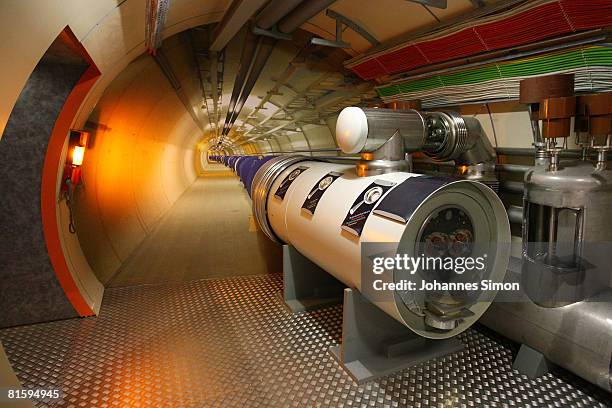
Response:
281,245,344,313
512,344,551,378
329,288,465,384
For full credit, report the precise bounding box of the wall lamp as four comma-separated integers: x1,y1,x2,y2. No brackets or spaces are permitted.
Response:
62,130,89,192
71,145,85,166
61,130,89,233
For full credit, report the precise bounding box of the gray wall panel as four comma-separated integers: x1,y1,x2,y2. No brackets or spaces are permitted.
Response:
0,61,86,327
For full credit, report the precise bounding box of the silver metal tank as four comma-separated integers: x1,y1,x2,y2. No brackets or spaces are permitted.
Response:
482,159,612,392
521,160,612,306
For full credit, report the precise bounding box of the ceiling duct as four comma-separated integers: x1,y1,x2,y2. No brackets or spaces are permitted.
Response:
277,0,337,33
210,0,269,51
256,0,304,30
219,0,338,142
225,36,277,133
222,29,259,136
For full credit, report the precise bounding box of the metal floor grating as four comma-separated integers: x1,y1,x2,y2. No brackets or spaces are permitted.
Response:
1,274,611,407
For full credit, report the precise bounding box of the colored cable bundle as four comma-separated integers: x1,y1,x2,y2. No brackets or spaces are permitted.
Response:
561,0,612,30
347,0,612,80
376,45,612,108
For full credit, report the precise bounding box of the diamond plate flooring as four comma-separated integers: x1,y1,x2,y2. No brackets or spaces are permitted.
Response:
1,274,611,407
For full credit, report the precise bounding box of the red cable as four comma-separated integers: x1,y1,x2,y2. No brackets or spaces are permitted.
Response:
352,0,612,80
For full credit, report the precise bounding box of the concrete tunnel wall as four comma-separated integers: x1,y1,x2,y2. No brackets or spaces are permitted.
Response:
0,0,231,138
73,54,201,285
0,0,230,326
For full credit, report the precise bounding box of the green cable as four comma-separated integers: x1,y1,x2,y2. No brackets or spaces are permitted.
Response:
377,45,612,98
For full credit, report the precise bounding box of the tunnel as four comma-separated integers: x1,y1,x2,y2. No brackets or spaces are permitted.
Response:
1,0,612,407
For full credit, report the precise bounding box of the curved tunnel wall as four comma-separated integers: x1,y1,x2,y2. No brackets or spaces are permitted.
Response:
0,0,230,327
74,55,201,285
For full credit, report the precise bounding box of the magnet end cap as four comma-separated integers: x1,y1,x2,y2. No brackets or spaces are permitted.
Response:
336,107,368,154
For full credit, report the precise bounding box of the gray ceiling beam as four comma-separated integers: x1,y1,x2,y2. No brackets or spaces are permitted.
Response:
256,0,305,30
277,0,338,33
257,72,330,127
210,0,268,51
311,9,379,48
408,0,447,9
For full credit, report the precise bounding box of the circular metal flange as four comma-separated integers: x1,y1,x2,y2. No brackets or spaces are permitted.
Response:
424,111,469,162
251,155,312,243
393,179,511,339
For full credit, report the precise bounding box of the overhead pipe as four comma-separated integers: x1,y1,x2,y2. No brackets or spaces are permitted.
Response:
335,107,497,188
221,0,338,139
277,0,337,33
224,36,277,134
221,29,259,137
210,0,269,51
335,108,496,166
256,0,304,30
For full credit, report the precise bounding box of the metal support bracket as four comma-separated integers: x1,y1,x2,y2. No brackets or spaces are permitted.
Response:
512,344,551,378
329,288,465,383
281,245,344,313
409,0,447,8
252,25,292,41
311,9,379,49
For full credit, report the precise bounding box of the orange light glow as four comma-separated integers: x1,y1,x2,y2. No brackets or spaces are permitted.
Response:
72,145,85,166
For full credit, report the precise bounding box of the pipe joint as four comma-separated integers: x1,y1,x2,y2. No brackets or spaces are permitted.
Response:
336,107,497,183
423,112,496,167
